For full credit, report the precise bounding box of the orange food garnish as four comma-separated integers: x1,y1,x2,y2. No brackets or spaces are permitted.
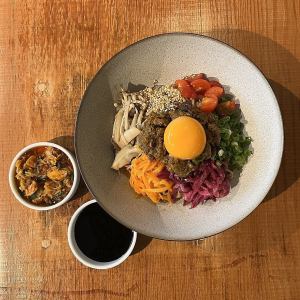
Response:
129,154,173,203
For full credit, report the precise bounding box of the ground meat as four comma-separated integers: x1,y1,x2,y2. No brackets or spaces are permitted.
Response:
170,102,209,124
137,113,170,160
207,123,221,145
137,106,221,177
163,157,196,178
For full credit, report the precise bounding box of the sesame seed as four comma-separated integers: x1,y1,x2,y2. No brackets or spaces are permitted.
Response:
141,85,185,115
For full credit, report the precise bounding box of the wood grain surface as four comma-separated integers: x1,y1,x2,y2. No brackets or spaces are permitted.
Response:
0,0,299,299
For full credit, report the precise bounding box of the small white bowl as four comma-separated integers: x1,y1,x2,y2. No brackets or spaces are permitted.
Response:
9,142,80,211
68,199,137,269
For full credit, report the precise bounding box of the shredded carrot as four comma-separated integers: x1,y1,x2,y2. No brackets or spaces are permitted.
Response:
129,154,173,204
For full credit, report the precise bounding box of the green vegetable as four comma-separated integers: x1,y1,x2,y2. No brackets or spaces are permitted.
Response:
192,144,212,166
219,93,234,103
213,108,252,170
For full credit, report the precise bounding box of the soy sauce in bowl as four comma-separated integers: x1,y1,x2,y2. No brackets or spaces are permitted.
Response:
75,202,133,262
68,200,137,269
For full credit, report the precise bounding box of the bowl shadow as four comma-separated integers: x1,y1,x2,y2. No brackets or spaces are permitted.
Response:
131,234,152,255
264,80,300,202
208,29,300,203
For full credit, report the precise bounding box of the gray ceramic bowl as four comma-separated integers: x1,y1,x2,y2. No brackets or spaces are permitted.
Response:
75,33,283,240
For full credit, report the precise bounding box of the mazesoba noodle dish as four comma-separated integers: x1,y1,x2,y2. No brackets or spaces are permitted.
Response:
111,73,252,208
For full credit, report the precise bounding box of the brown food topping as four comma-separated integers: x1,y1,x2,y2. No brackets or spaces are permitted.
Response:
14,146,73,206
47,167,68,181
24,155,37,169
24,180,38,197
137,103,220,177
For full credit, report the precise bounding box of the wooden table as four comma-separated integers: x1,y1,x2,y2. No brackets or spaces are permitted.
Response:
1,1,299,299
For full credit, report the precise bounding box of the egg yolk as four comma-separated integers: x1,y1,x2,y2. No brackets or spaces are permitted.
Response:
164,116,206,160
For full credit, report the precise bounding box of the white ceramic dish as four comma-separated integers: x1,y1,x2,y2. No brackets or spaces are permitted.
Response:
75,33,284,240
9,142,80,211
68,199,137,269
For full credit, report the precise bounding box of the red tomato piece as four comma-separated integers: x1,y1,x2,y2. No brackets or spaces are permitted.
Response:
182,87,197,99
204,86,224,97
223,100,236,110
175,80,197,99
199,95,218,112
185,73,205,83
190,79,211,94
175,79,189,88
217,100,236,115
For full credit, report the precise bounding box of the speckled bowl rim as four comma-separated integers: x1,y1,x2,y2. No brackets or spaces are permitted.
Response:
75,32,283,240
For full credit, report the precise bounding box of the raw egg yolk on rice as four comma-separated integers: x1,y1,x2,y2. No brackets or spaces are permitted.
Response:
164,116,206,160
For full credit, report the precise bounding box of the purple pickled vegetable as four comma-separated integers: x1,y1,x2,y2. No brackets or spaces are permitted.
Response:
158,160,230,208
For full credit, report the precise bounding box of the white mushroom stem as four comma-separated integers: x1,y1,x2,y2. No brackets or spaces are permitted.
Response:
119,134,128,148
111,145,142,170
114,113,127,149
123,99,133,131
123,105,129,130
113,107,140,148
130,108,138,128
136,110,144,129
119,115,125,145
123,127,140,144
131,94,137,102
121,92,128,106
112,108,124,146
137,95,147,109
112,90,146,149
138,95,144,101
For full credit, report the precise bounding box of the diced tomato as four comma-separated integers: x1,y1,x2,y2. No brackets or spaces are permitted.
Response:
217,100,236,115
175,79,197,99
182,87,197,99
209,80,222,87
204,86,224,98
190,79,211,94
175,79,189,88
199,95,218,112
223,100,236,110
185,73,205,83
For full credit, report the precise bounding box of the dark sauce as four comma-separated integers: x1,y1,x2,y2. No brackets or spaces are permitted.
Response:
74,202,133,262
